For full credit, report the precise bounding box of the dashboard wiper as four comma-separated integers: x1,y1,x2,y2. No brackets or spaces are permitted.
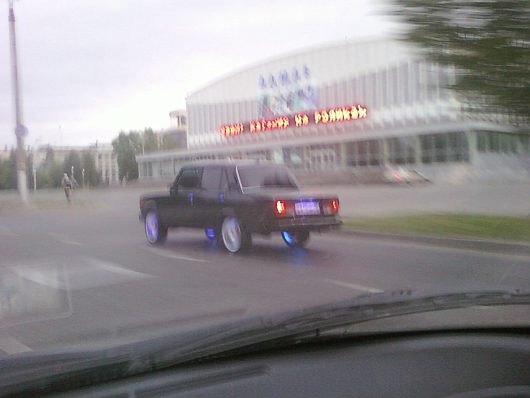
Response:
1,289,529,397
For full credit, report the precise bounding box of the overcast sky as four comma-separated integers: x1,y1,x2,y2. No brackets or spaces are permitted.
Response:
0,0,397,148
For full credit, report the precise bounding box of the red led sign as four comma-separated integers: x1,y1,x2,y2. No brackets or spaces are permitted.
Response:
219,104,367,137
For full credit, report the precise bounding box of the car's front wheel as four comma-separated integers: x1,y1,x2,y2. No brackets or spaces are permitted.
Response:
281,230,310,248
144,210,168,245
221,216,251,253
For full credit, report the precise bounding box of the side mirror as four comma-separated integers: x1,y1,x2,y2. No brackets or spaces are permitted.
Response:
169,185,177,196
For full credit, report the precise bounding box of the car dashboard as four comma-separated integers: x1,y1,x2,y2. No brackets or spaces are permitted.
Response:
41,330,530,398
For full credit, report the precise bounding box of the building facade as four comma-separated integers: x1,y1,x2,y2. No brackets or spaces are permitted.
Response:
137,38,529,183
33,143,120,185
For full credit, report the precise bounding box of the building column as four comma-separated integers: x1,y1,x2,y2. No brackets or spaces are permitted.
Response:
338,142,347,169
303,145,310,171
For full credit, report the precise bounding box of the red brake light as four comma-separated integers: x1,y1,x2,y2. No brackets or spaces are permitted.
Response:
275,200,287,216
331,199,339,213
322,198,339,215
274,200,294,217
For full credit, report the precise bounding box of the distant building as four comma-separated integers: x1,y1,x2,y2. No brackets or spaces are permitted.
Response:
33,143,120,185
137,38,529,183
163,109,187,148
169,109,187,129
93,143,120,185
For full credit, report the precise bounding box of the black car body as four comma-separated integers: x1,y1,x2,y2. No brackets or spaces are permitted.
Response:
139,162,341,252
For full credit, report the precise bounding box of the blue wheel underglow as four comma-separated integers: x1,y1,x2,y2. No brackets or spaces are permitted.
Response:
205,227,216,240
145,212,159,242
281,231,295,245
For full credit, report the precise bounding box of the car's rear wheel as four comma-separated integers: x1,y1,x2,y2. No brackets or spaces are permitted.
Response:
221,216,251,253
145,210,168,245
281,230,310,248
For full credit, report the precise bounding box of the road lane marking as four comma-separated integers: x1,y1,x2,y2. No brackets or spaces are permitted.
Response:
49,233,84,246
86,258,154,279
322,278,383,293
143,246,209,263
9,258,154,291
0,335,32,354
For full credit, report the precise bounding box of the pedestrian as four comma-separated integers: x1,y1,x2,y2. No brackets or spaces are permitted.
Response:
61,172,73,202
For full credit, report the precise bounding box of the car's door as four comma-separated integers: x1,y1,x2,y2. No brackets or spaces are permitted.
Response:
163,167,202,227
195,166,225,228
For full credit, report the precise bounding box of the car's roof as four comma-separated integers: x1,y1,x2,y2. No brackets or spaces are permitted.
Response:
180,160,286,169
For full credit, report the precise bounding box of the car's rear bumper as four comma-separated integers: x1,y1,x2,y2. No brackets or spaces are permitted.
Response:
262,215,342,233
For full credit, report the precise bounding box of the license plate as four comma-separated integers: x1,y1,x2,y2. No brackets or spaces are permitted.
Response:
295,201,321,216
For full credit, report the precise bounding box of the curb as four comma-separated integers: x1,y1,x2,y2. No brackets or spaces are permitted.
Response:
333,228,530,257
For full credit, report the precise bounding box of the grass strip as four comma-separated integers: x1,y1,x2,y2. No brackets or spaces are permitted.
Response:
344,214,530,242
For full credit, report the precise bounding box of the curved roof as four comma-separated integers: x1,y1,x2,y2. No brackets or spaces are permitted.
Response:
187,37,419,104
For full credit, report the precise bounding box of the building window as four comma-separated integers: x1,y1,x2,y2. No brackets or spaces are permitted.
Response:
477,132,487,152
519,135,529,152
447,132,468,161
420,135,434,163
434,134,447,162
354,140,381,167
388,136,416,165
283,147,304,168
308,145,338,170
490,132,500,152
421,132,469,164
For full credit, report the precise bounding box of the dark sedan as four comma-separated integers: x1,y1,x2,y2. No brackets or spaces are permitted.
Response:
139,162,341,253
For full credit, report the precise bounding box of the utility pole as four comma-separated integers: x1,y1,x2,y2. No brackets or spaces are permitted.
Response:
8,0,29,204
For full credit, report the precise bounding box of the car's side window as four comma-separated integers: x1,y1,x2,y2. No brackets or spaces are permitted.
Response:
229,168,240,191
177,168,201,189
201,167,223,191
220,169,229,192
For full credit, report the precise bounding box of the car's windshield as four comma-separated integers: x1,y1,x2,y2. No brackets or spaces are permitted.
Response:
0,0,529,384
238,165,299,189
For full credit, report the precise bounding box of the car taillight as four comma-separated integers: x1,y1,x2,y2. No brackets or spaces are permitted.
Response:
322,198,339,215
274,200,294,217
331,199,339,213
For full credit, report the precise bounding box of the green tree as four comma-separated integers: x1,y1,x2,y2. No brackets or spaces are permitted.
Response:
81,150,100,187
44,146,55,165
26,153,34,190
142,128,159,153
390,0,530,122
112,132,139,182
129,131,144,154
62,151,82,186
0,150,17,190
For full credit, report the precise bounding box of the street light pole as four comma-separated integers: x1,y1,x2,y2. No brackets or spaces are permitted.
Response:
8,0,29,204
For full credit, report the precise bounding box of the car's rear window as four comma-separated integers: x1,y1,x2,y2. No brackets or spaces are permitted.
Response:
237,165,299,189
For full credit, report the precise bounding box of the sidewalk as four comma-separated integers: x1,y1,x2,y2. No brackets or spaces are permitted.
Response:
306,181,530,217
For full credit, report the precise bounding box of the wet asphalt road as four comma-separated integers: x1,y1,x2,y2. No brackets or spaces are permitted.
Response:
0,188,529,355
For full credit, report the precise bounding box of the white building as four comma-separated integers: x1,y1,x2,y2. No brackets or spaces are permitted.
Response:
137,38,529,183
93,143,120,184
169,109,187,129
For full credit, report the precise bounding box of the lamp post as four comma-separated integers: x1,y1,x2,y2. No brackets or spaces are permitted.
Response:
8,0,29,204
